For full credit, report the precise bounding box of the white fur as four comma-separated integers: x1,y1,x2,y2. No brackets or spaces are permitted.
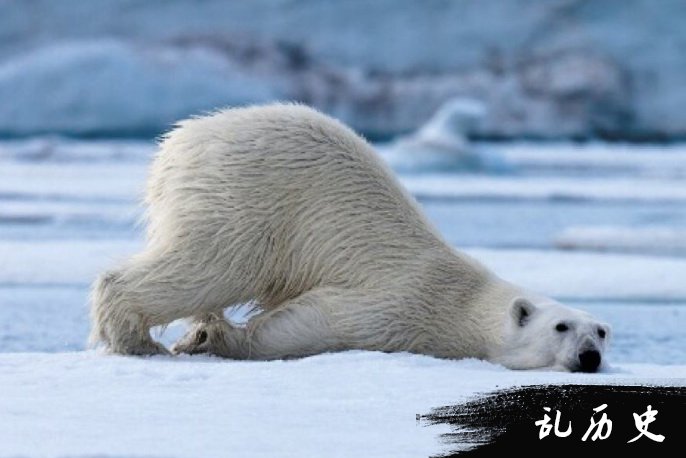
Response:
90,103,610,370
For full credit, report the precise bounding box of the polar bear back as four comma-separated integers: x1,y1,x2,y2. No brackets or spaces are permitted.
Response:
145,104,454,307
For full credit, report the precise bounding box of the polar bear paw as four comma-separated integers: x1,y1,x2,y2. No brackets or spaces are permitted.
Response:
127,339,171,356
171,314,237,357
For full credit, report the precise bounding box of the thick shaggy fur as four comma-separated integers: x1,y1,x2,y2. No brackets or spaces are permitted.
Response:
90,104,609,370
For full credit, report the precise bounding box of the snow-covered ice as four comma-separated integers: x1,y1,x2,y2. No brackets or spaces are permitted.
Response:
403,174,686,203
0,161,146,202
0,351,684,458
470,248,686,301
381,98,499,173
492,142,686,178
1,139,685,456
554,226,686,256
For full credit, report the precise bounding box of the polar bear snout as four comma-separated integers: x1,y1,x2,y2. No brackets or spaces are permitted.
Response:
571,326,607,372
578,349,602,373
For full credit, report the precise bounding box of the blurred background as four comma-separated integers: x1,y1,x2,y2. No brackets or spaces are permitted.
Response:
2,0,686,140
0,0,685,366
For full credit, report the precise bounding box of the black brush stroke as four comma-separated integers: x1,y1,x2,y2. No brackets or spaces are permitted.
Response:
421,384,686,457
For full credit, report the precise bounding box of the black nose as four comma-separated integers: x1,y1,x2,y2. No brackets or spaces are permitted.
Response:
579,350,601,373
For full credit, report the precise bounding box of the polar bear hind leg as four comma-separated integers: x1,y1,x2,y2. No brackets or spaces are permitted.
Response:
89,249,249,355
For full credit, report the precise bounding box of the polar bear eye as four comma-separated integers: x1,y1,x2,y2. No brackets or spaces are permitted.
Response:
598,328,606,339
555,323,568,332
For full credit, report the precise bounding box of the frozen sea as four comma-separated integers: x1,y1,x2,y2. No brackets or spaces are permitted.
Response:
0,138,685,457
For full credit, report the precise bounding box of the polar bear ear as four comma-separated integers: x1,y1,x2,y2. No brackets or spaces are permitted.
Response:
510,298,537,327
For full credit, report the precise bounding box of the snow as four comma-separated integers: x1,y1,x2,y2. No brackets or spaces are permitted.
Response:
398,142,686,202
555,226,686,256
0,199,137,240
0,351,684,458
0,137,153,162
469,248,686,301
0,161,146,202
1,139,686,456
382,98,486,172
0,240,140,286
493,142,686,178
403,175,686,203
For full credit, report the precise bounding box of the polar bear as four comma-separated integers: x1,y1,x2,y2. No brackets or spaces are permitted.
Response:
90,103,610,372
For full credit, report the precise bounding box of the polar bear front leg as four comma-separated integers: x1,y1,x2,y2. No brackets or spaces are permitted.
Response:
171,291,344,359
171,287,421,360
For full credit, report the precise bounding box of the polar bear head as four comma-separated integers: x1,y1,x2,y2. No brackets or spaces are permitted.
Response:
494,298,611,372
